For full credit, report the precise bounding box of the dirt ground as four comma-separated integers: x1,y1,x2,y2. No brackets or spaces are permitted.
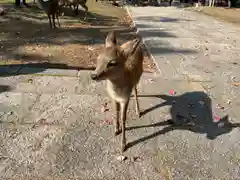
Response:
189,6,240,25
0,0,156,73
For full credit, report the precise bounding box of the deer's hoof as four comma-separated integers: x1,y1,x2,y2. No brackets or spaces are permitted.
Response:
121,145,127,152
114,129,122,136
137,112,141,118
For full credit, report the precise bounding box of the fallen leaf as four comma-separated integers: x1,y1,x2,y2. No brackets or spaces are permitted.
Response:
169,89,176,96
232,82,240,87
213,115,220,122
100,119,112,125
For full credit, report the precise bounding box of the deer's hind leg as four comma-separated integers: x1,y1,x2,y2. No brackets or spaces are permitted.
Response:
47,14,52,28
56,11,60,27
81,3,88,20
51,13,56,28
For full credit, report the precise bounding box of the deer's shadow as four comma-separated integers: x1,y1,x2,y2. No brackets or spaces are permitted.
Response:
126,91,240,150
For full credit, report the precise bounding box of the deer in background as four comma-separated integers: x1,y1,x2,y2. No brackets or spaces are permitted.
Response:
91,31,144,152
36,0,60,29
58,0,88,19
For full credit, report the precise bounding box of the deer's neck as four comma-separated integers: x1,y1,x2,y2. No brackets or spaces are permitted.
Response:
106,79,132,103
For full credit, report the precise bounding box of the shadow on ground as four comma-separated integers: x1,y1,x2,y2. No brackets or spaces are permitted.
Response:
0,2,136,65
0,85,11,93
134,16,193,23
0,62,95,77
0,2,197,70
126,91,240,150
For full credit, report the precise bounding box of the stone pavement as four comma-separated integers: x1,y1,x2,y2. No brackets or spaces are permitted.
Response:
0,6,240,180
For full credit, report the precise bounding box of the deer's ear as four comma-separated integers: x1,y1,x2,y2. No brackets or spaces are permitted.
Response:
105,31,117,48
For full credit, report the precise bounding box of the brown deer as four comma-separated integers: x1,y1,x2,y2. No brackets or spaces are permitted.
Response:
36,0,60,29
58,0,88,19
91,31,144,152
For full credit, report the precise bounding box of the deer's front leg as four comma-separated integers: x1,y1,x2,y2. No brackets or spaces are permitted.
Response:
133,86,140,117
113,100,121,136
48,14,52,29
120,99,129,152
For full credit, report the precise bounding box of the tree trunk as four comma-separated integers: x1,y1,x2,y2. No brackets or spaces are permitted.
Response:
0,6,4,16
15,0,21,6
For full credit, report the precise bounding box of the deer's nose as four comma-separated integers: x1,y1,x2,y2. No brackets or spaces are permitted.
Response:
91,74,97,80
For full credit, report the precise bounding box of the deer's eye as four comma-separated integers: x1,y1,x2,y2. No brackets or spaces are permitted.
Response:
107,60,118,68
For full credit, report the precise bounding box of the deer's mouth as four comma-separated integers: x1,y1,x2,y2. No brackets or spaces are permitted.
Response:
90,72,105,81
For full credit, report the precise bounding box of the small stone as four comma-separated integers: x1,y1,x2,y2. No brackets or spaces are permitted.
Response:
116,155,127,162
218,122,224,128
101,102,109,112
133,156,139,161
188,103,195,108
87,46,94,51
28,79,33,83
198,100,205,106
217,104,224,110
149,78,155,83
227,100,231,104
7,111,13,116
0,7,4,16
190,114,197,118
101,106,109,112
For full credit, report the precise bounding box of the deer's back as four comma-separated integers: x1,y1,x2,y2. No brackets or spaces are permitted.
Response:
124,42,144,86
36,0,59,13
59,0,85,6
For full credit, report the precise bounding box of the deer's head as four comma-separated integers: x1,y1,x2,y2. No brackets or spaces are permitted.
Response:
91,31,126,81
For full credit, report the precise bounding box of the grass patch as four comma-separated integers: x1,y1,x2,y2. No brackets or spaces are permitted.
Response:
0,0,157,74
189,6,240,25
